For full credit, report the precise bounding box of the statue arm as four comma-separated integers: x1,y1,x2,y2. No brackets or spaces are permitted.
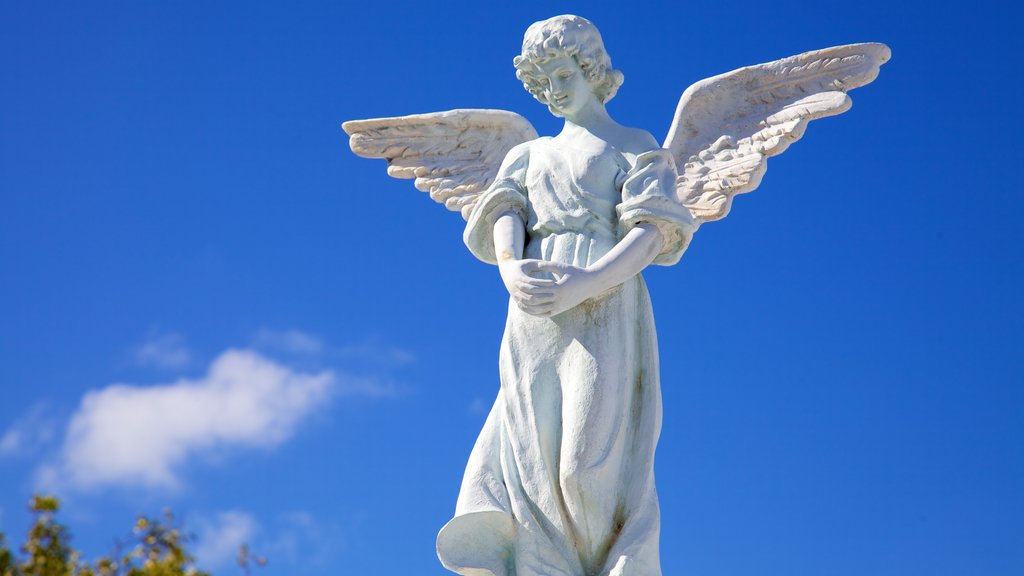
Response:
494,211,565,316
464,142,531,264
581,221,664,294
493,211,525,263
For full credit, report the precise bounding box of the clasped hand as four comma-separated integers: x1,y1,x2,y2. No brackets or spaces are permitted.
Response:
498,258,601,318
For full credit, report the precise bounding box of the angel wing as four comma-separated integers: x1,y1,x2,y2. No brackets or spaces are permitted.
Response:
663,43,891,223
343,109,538,220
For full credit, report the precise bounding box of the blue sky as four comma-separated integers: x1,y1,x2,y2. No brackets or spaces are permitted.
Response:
1,1,1021,575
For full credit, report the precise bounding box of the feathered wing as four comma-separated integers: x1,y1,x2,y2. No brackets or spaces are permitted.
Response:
663,43,891,223
343,109,538,220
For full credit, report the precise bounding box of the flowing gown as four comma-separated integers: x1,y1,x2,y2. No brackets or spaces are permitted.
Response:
436,136,695,576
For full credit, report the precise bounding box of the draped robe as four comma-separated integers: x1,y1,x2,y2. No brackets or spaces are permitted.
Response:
437,136,695,576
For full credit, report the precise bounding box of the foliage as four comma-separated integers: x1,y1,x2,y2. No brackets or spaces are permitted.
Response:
0,496,262,576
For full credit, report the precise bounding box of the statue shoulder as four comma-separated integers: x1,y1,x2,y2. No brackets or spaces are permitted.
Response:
618,127,660,155
496,137,549,177
504,136,549,159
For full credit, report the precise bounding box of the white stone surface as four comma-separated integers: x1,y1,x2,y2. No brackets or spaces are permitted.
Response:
664,42,890,223
344,14,889,576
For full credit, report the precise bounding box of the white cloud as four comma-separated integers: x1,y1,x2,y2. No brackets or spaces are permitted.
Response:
253,329,416,368
135,332,191,370
0,403,56,457
192,509,343,571
194,511,259,568
337,341,415,367
261,511,345,569
252,329,324,355
48,349,335,490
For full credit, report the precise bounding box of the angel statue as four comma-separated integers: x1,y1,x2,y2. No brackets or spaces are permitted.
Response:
344,14,889,576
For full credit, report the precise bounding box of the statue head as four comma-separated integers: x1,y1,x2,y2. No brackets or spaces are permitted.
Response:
514,15,625,116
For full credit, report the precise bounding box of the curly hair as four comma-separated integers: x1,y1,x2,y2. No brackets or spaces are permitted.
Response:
513,15,625,113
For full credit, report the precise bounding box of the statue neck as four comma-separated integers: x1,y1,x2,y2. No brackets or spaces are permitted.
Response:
561,102,619,138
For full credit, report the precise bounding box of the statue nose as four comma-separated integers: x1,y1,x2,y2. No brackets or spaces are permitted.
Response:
545,74,567,92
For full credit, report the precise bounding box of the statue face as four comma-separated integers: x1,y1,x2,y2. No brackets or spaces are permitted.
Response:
535,55,597,118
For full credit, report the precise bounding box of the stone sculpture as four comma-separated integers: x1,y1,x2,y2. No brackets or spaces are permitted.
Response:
344,14,889,576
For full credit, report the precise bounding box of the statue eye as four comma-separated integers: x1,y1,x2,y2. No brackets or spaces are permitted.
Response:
559,70,573,78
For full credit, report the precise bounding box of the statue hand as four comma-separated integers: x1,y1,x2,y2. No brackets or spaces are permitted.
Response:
523,261,601,318
498,258,559,316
